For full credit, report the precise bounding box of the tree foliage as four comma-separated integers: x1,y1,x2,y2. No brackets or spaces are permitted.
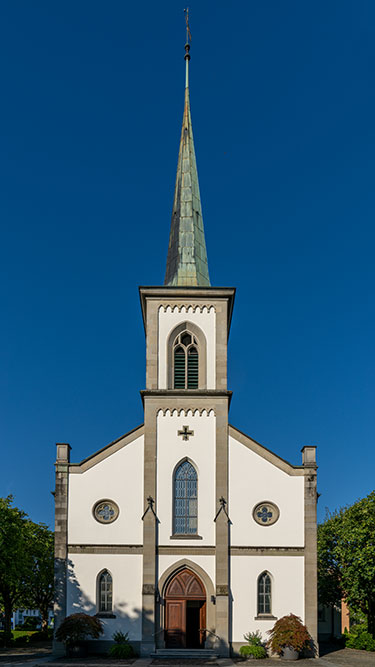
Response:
0,496,54,644
317,515,343,608
318,491,375,638
0,497,30,642
22,523,54,631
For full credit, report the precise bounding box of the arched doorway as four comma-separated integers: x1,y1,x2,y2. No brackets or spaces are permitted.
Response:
164,568,206,649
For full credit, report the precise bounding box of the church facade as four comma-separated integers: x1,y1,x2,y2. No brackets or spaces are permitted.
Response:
54,43,318,657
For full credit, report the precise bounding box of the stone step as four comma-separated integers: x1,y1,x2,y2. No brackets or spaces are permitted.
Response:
152,648,217,659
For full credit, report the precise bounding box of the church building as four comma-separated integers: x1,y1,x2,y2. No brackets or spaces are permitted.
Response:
54,40,318,657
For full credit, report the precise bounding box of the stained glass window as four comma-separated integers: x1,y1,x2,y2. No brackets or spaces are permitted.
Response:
93,500,119,524
252,501,279,526
257,572,271,615
99,570,113,612
173,460,198,535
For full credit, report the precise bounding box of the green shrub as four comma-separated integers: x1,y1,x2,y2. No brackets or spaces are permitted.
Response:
109,643,134,658
12,635,30,646
9,631,37,645
108,630,135,658
344,624,375,652
29,631,51,643
55,613,103,646
112,630,130,644
243,630,263,647
22,617,40,630
239,644,267,659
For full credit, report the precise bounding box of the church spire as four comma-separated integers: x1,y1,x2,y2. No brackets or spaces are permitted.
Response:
164,22,210,287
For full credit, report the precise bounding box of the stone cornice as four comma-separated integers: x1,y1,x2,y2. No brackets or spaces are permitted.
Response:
139,285,235,334
140,389,232,408
68,544,305,556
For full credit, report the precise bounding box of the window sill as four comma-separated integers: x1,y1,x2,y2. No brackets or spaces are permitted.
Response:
95,613,116,619
170,534,203,540
254,615,277,620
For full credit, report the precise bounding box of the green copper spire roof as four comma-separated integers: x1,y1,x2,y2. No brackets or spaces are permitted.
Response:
164,43,210,287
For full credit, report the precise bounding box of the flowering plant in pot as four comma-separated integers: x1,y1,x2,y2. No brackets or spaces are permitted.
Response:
267,614,311,660
55,613,103,657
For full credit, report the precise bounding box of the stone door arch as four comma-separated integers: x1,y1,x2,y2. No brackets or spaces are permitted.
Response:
164,568,206,649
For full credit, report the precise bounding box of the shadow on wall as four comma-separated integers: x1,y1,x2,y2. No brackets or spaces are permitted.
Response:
56,559,153,649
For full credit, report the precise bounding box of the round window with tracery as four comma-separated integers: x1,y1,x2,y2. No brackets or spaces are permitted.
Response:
93,500,119,524
253,501,279,526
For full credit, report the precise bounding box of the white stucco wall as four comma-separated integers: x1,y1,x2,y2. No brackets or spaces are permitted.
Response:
229,435,304,547
231,556,304,642
158,555,216,591
68,435,144,545
158,306,216,389
157,410,216,545
66,553,142,640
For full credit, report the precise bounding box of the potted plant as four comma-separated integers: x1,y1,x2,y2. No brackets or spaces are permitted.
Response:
55,613,103,657
239,630,267,660
267,614,311,660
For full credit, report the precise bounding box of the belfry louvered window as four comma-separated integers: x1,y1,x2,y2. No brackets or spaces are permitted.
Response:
173,460,198,534
173,331,199,389
99,570,113,612
257,572,271,615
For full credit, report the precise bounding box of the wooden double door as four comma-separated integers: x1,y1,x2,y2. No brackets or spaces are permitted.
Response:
164,569,206,649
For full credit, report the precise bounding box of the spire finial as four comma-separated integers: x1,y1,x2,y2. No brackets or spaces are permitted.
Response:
184,8,192,46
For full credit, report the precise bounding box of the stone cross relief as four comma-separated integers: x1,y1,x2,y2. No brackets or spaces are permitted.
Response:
177,425,194,441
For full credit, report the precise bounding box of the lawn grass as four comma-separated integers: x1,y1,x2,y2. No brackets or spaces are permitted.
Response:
11,631,37,639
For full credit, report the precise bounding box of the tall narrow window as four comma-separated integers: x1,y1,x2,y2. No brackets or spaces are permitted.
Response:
173,460,198,535
99,570,113,612
257,572,271,615
173,331,199,389
174,347,186,388
187,346,198,388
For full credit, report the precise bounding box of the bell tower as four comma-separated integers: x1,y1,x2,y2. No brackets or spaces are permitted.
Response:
139,35,234,657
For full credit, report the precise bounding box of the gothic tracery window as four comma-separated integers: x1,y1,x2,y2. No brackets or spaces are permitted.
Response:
257,571,271,615
98,570,113,612
173,460,198,535
173,331,199,389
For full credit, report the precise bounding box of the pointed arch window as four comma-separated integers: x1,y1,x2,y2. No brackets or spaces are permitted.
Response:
173,331,199,389
98,570,113,612
257,572,271,615
173,460,198,535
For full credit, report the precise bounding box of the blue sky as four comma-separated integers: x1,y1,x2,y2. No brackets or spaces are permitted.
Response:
1,1,374,528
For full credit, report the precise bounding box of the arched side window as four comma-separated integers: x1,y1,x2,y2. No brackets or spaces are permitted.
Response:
257,571,271,615
167,322,207,390
173,460,198,535
173,331,199,389
98,570,113,612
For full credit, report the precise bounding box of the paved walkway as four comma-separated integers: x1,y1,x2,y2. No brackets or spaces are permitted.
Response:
0,647,374,667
